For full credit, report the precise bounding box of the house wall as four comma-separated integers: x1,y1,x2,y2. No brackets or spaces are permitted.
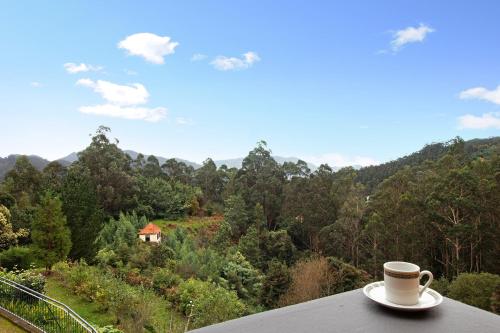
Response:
139,233,161,243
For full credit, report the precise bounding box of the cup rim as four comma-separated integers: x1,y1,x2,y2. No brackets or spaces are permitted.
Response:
384,261,420,273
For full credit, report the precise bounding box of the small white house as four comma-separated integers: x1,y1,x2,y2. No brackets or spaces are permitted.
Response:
138,223,162,243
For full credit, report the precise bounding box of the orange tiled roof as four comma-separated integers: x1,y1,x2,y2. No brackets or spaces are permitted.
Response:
139,223,161,235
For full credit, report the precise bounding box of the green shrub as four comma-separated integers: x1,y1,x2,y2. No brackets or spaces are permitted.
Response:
261,260,290,308
448,273,500,312
220,251,263,301
204,201,223,216
0,268,45,293
327,257,371,293
152,267,182,295
95,248,120,268
0,192,15,209
109,286,153,333
52,261,70,275
0,246,37,270
128,242,152,271
149,243,175,267
54,261,162,332
491,284,500,314
431,276,450,296
176,278,246,328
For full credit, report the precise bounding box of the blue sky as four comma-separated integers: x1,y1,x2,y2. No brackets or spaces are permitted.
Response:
1,1,499,166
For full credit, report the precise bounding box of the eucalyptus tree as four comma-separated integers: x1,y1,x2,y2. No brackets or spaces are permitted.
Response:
233,141,285,229
195,158,224,204
2,156,41,206
161,158,195,185
77,126,137,216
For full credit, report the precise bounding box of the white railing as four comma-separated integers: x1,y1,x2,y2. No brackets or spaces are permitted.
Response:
0,276,97,333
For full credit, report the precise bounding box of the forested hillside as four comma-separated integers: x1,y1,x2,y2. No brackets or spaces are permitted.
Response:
1,126,499,332
0,154,50,180
356,137,500,191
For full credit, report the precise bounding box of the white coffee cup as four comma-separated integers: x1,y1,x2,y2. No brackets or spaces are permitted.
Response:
383,261,433,305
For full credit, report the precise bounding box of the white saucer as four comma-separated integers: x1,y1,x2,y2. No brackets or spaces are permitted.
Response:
363,281,443,311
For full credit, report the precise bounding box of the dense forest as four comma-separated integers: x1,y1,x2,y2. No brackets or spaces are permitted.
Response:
1,126,499,332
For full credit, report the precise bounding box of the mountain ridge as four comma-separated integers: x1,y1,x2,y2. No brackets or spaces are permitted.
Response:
0,151,319,179
58,150,319,170
2,137,498,182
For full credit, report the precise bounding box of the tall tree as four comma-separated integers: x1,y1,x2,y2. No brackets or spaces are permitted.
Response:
195,158,224,204
2,156,41,206
32,192,71,270
282,164,339,250
143,155,162,178
282,160,310,179
319,183,367,266
78,126,136,216
41,161,67,194
224,195,249,238
61,165,105,261
161,159,194,184
233,141,285,229
137,176,201,219
261,260,291,308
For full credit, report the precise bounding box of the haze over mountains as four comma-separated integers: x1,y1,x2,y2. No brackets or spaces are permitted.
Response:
1,137,498,181
58,150,320,170
0,150,320,179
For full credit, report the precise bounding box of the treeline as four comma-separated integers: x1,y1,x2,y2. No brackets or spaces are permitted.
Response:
1,127,499,278
0,126,499,331
356,136,500,191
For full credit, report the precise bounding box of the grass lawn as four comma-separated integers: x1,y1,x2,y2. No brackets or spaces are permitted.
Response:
0,316,27,333
152,215,222,237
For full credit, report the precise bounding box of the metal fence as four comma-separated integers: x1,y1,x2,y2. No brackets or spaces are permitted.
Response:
0,276,97,333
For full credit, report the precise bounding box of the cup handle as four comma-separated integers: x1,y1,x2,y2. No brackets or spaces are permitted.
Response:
418,270,433,297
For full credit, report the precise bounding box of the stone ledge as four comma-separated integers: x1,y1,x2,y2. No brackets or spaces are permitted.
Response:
190,289,500,333
0,307,44,333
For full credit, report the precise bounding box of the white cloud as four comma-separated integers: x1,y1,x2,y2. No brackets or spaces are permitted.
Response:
118,33,179,64
243,52,260,64
79,104,166,122
76,79,149,106
175,117,192,125
306,153,379,168
30,81,42,88
390,24,434,52
459,85,500,105
124,69,138,75
76,78,167,122
64,62,102,74
191,53,207,62
458,113,500,129
211,51,260,71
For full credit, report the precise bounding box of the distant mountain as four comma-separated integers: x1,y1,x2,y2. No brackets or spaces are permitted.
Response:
0,154,51,179
57,152,78,165
5,137,496,182
58,150,202,169
59,150,317,170
123,150,202,169
214,156,318,171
